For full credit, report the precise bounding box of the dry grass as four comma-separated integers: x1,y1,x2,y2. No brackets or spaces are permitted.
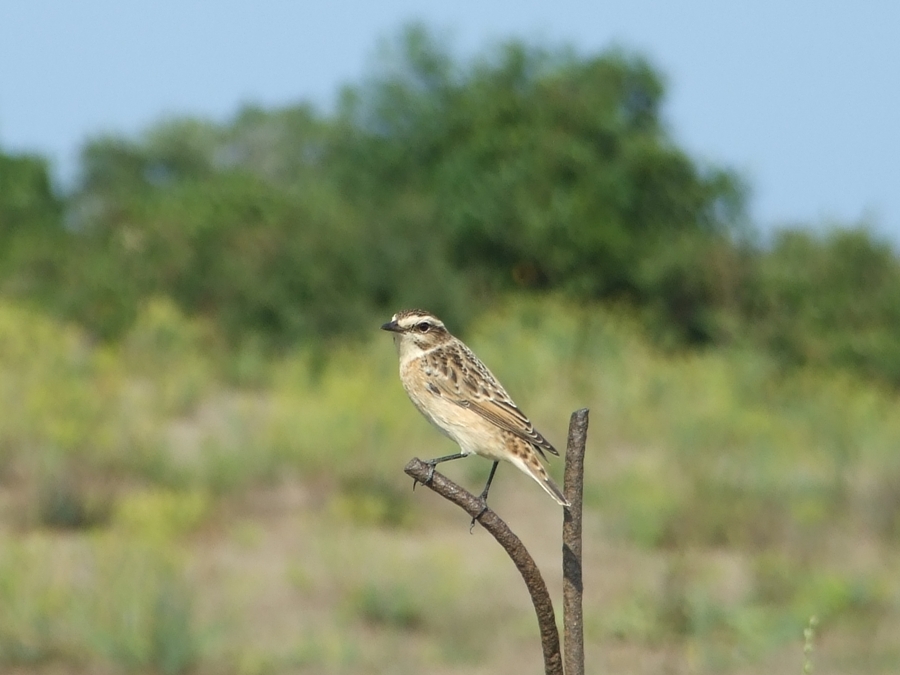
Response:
1,296,899,673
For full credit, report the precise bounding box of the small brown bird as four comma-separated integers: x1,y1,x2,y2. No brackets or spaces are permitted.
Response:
381,309,569,509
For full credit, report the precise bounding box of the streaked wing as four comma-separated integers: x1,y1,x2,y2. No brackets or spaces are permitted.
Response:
463,397,559,458
424,347,559,459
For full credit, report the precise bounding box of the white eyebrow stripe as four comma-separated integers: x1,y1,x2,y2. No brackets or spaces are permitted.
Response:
398,317,443,329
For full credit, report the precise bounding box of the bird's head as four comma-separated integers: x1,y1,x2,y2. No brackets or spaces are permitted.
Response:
381,309,452,356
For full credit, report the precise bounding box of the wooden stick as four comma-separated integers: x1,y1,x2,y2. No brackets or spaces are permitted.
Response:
563,408,589,675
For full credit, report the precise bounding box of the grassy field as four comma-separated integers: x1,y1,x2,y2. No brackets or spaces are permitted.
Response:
1,296,899,673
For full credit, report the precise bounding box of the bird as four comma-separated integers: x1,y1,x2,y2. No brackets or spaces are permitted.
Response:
381,309,569,514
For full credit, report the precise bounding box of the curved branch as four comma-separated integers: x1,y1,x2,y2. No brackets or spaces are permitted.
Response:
404,458,564,675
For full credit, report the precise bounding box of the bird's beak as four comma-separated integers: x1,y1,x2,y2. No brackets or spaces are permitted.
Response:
381,320,402,332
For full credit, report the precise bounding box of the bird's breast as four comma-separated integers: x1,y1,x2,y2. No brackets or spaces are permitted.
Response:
399,357,504,458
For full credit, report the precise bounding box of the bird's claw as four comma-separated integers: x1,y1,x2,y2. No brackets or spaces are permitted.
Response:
412,462,438,492
469,500,488,533
424,461,437,483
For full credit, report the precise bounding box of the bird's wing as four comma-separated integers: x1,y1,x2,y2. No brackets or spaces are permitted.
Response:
424,348,559,459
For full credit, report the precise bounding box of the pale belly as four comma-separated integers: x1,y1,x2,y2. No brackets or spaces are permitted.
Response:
400,371,507,461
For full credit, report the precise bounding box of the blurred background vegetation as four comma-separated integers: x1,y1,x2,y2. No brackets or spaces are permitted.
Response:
1,24,899,674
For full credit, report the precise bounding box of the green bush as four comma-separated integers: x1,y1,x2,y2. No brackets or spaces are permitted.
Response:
3,25,900,390
1,26,744,350
749,226,900,384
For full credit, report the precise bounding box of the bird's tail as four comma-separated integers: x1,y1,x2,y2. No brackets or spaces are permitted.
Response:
509,448,570,507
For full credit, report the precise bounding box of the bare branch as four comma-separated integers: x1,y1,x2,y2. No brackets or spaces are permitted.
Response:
404,458,564,675
563,408,589,675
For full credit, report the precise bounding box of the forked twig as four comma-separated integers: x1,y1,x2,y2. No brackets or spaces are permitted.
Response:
404,458,564,675
404,407,589,675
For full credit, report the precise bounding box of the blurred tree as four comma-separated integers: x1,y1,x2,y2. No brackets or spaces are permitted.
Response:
0,151,61,237
5,23,900,388
0,149,67,300
63,94,475,343
750,227,900,384
330,25,749,342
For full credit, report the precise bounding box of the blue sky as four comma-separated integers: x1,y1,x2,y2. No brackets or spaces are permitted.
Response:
2,1,898,241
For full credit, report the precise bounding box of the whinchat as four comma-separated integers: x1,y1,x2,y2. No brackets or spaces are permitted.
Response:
382,309,569,509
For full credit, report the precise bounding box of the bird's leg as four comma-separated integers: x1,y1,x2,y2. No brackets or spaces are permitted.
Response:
414,452,467,490
476,460,500,505
470,461,499,532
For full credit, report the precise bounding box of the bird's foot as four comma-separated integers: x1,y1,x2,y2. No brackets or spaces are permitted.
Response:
469,499,488,533
412,460,438,492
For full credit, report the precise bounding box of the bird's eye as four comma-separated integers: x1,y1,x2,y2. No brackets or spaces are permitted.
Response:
416,322,431,333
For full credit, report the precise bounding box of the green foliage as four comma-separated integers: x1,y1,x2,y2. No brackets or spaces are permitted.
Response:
332,25,748,339
1,26,747,351
4,27,900,389
352,582,425,629
0,152,61,238
0,297,898,671
4,22,900,672
0,529,201,673
0,298,219,510
750,226,900,383
332,475,416,528
0,150,67,307
35,474,112,530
